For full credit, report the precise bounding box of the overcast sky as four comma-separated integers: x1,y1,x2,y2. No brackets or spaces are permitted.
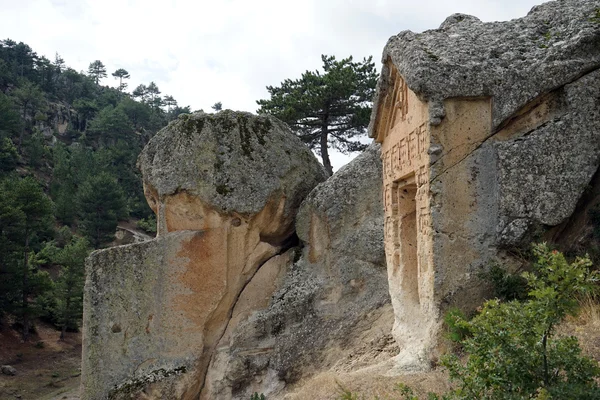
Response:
0,0,545,169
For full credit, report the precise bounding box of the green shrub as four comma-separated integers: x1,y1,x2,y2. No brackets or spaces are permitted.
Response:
441,243,600,399
250,393,265,400
137,215,157,234
397,244,600,400
443,307,469,344
483,263,528,301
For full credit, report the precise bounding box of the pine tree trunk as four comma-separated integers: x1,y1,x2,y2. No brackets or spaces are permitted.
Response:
320,122,333,176
22,234,30,342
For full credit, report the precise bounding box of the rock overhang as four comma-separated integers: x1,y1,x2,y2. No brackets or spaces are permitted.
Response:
369,0,600,138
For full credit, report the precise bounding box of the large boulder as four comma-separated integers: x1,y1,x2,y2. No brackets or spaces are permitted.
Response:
81,111,327,400
202,144,392,399
138,110,327,239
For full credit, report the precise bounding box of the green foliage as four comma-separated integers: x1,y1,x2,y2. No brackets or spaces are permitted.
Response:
484,263,528,301
250,393,266,400
441,244,600,400
52,236,89,338
338,387,361,400
72,98,99,131
0,92,21,137
0,38,191,336
77,172,127,247
87,60,107,84
11,79,46,150
257,54,377,175
112,68,130,92
137,215,157,234
26,129,48,168
0,176,54,340
117,97,151,130
87,105,134,147
0,136,18,173
443,307,469,344
212,101,223,112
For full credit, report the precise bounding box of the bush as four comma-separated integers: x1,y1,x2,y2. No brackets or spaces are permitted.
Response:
443,307,469,345
395,244,600,400
442,244,600,399
483,263,528,301
136,215,157,234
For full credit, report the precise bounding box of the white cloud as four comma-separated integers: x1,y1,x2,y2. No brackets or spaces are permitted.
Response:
0,0,545,170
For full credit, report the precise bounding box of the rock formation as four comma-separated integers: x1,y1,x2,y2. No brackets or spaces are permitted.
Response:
81,111,327,399
369,0,600,367
80,1,600,398
202,144,389,399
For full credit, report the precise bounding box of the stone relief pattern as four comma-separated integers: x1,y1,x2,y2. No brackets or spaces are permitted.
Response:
381,66,409,141
382,122,428,183
381,74,431,285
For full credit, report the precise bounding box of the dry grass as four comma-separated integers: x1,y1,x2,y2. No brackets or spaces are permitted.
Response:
284,361,451,400
558,295,600,362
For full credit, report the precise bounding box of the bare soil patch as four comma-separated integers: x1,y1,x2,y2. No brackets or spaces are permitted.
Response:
0,320,81,400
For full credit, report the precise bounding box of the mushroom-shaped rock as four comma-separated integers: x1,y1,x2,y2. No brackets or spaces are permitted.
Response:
82,111,327,400
138,110,327,241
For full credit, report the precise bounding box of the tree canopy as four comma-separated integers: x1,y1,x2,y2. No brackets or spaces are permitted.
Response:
112,68,130,92
87,60,107,84
0,38,193,340
257,54,378,175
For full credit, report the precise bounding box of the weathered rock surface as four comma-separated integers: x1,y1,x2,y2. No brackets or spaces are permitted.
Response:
138,110,327,237
202,144,391,399
81,111,327,400
369,0,600,369
370,0,600,130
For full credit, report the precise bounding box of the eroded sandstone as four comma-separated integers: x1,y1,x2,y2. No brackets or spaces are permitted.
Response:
201,144,390,399
81,111,327,399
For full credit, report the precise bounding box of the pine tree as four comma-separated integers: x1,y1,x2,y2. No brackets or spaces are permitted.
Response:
87,60,107,85
112,68,130,92
52,236,89,340
11,79,45,151
86,105,134,147
257,55,377,176
0,92,21,138
0,176,54,340
77,172,127,247
132,84,148,102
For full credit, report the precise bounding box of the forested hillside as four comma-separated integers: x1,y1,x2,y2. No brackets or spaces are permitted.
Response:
0,39,189,340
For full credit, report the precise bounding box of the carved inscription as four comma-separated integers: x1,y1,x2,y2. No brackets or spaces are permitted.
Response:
417,123,427,157
382,123,429,181
384,184,393,211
